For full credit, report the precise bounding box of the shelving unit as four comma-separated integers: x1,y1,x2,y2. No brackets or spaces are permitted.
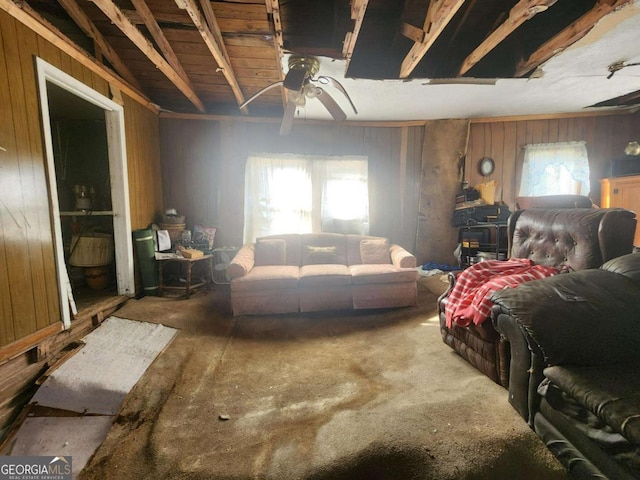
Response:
458,222,508,268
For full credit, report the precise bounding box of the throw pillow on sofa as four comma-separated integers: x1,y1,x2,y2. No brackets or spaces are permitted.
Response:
360,238,390,264
305,246,338,265
255,238,287,266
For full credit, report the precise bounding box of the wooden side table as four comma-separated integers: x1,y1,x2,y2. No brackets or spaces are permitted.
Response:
157,254,213,299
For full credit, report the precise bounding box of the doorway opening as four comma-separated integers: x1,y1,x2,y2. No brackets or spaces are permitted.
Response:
36,58,134,328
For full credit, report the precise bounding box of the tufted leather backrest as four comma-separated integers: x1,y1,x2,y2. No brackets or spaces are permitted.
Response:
507,208,636,271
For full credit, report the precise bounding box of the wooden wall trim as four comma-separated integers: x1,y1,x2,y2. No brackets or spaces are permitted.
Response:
469,108,635,124
161,109,636,127
159,111,429,127
0,324,61,365
0,0,158,113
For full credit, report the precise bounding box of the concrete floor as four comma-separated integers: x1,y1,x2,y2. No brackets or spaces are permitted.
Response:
79,277,570,480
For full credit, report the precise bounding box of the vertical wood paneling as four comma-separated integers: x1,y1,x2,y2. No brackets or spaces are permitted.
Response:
502,122,517,203
0,16,17,345
1,13,40,340
124,96,162,230
18,24,57,332
467,113,640,209
160,120,419,250
0,9,161,348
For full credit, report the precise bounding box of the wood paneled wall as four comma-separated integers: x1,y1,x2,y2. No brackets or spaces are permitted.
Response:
160,119,424,252
466,113,640,208
0,9,162,349
161,112,639,266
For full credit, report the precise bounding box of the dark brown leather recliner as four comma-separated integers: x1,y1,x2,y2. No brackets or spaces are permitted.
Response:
491,253,640,479
437,207,637,386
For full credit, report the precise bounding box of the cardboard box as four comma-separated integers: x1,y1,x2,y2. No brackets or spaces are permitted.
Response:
180,248,204,259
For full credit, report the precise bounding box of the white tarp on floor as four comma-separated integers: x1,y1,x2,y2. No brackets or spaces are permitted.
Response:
7,316,177,478
31,316,177,415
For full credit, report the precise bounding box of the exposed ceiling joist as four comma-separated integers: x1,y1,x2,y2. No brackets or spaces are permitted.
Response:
174,0,247,113
265,0,286,108
55,0,142,90
89,0,206,113
399,0,466,79
515,0,632,77
129,0,190,85
0,0,156,110
342,0,369,71
198,0,232,67
457,0,557,76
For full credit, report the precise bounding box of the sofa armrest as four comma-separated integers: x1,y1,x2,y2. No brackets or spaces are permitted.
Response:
227,244,255,279
490,268,640,367
389,244,417,269
492,305,546,424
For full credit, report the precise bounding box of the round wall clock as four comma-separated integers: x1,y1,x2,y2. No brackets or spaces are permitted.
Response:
478,157,495,176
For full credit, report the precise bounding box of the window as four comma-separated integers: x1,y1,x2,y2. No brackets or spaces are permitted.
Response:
519,141,590,197
243,154,368,243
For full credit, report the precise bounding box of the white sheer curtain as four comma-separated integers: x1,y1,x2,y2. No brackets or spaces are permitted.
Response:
243,154,368,243
519,141,590,196
313,159,369,235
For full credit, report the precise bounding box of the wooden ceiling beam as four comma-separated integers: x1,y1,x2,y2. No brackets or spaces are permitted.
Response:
343,0,369,72
265,0,286,108
55,0,142,90
0,0,156,111
457,0,558,76
514,0,632,77
198,0,232,67
129,0,190,86
174,0,247,113
89,0,206,112
399,0,466,79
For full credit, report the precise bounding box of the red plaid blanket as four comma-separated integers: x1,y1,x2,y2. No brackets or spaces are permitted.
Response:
445,259,562,328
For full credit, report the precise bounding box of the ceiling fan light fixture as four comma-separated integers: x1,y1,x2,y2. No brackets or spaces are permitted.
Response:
303,83,319,98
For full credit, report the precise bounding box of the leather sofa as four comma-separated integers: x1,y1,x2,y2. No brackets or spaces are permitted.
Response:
438,207,637,386
491,253,640,480
227,233,418,316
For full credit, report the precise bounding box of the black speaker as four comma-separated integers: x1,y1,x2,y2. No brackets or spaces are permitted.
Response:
611,156,640,177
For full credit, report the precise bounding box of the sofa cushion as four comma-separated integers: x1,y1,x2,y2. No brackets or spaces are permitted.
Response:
299,264,351,287
255,238,286,266
543,365,640,447
230,265,299,292
349,264,419,284
360,238,390,264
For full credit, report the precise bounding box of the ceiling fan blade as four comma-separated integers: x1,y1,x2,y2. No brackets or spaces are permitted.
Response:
315,87,347,122
279,98,297,136
317,75,357,114
239,81,283,109
283,68,306,91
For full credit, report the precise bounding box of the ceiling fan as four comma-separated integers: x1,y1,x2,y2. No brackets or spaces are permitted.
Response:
239,54,358,135
607,60,640,79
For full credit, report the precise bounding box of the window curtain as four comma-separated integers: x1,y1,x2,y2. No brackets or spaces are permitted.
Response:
519,141,590,196
313,159,369,235
243,154,368,243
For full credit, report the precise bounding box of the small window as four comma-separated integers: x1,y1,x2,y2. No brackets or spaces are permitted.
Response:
519,141,590,197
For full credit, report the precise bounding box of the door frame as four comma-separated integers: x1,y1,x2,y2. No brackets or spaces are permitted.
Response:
35,57,134,328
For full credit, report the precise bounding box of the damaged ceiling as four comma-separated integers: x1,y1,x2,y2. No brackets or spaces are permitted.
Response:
6,0,640,122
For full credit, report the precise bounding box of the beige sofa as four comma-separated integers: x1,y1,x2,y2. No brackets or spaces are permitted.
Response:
227,233,419,316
